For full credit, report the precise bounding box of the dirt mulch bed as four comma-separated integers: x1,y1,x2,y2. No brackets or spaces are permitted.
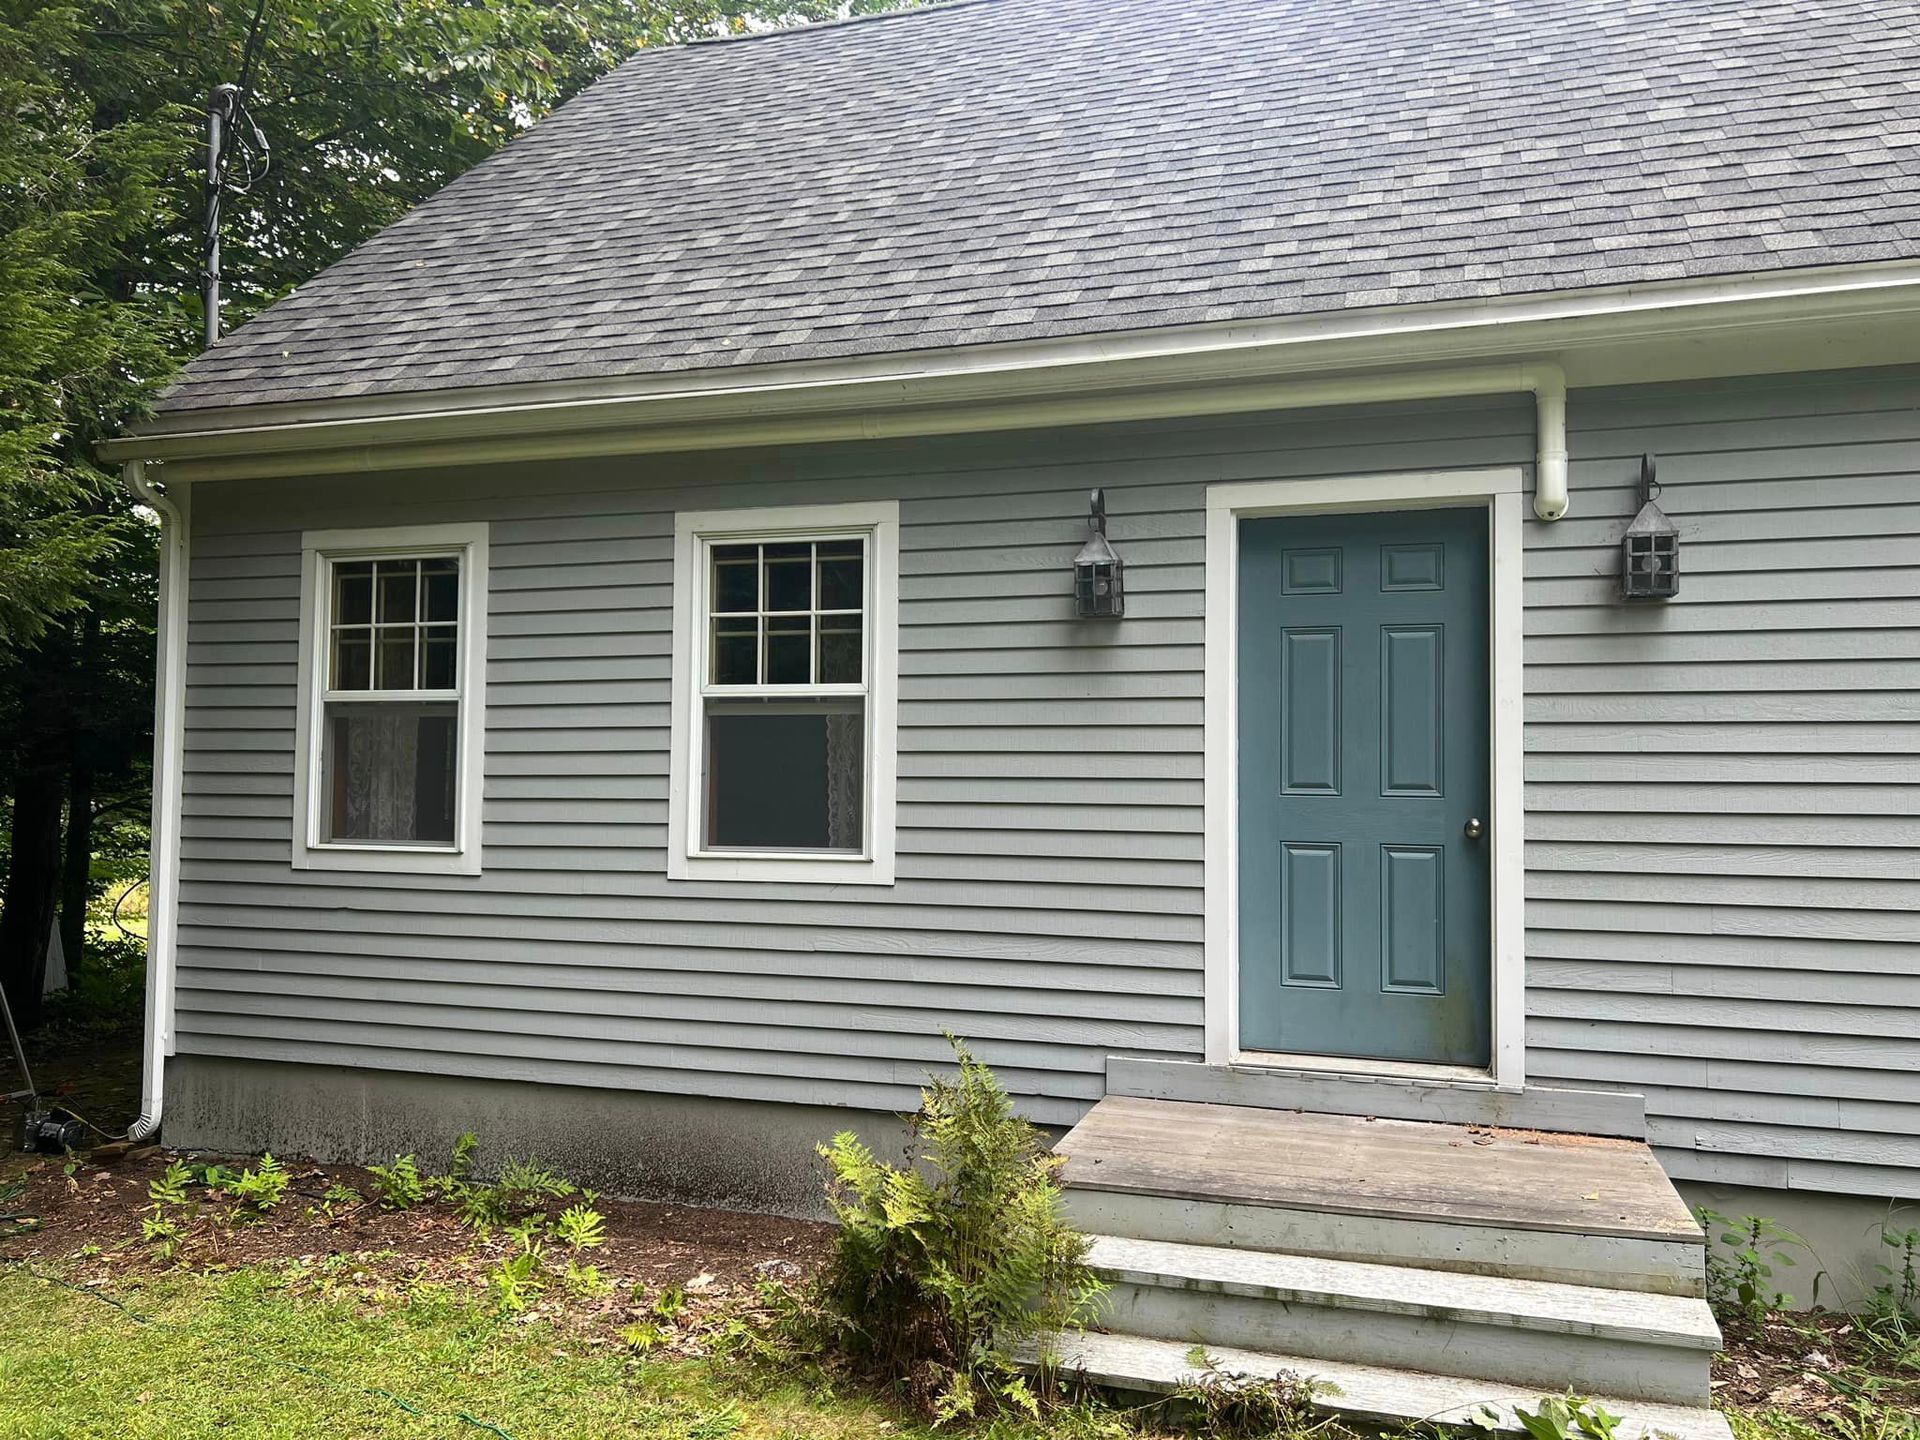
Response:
1711,1308,1919,1423
3,1144,833,1344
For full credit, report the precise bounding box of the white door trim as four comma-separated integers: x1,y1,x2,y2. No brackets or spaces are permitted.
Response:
1203,467,1528,1091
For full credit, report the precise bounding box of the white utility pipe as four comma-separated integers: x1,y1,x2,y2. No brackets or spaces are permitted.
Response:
125,460,187,1142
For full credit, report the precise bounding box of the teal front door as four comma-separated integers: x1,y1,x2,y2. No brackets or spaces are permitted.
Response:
1236,507,1491,1066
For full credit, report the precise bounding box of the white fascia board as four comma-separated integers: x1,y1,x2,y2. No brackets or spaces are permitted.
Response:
101,259,1920,478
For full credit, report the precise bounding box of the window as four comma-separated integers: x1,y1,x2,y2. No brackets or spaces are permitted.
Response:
293,524,488,874
668,501,898,884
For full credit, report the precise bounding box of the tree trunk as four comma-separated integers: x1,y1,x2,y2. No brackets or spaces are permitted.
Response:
60,763,94,981
0,767,65,1029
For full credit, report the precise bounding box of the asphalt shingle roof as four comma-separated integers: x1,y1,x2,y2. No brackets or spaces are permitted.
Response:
156,0,1920,416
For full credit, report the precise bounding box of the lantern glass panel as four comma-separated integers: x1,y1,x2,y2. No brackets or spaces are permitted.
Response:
1074,559,1123,617
1622,530,1679,599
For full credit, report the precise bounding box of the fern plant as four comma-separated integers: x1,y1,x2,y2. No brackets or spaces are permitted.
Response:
556,1202,607,1250
457,1157,576,1228
227,1154,290,1217
812,1036,1104,1421
142,1160,196,1259
367,1154,427,1211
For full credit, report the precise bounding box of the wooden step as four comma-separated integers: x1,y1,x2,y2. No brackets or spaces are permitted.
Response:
1060,1095,1706,1295
1086,1234,1720,1405
1025,1331,1734,1440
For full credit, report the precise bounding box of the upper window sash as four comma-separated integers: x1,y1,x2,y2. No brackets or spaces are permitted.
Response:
322,552,464,700
696,531,871,698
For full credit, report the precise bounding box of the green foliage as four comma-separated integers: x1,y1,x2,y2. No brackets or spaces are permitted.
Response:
1871,1221,1920,1323
487,1247,545,1314
1506,1395,1625,1440
561,1259,612,1300
457,1156,577,1229
222,1153,290,1218
620,1318,670,1352
0,2,181,654
686,1403,743,1440
0,1175,36,1239
556,1202,607,1250
1171,1349,1332,1438
323,1181,362,1208
1698,1207,1804,1317
449,1131,479,1183
147,1159,192,1208
39,929,149,1027
305,1180,362,1224
811,1036,1105,1421
366,1153,427,1211
141,1158,194,1258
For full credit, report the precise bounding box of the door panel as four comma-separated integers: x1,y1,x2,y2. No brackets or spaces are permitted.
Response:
1280,842,1342,989
1237,507,1491,1066
1280,628,1340,794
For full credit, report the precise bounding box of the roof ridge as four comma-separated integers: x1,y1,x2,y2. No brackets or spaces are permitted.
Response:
641,0,997,58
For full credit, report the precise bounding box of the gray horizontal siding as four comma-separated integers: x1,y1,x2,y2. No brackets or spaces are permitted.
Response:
174,368,1920,1198
175,398,1530,1126
1524,366,1920,1201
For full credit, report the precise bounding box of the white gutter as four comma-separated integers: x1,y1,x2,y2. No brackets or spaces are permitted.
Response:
124,461,187,1142
103,360,1576,517
104,256,1920,454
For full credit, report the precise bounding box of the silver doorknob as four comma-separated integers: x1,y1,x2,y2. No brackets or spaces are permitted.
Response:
1464,818,1484,840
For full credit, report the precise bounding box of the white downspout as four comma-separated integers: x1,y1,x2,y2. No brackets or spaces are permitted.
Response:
125,460,187,1142
1523,362,1570,520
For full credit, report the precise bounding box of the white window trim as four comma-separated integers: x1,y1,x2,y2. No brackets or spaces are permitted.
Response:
668,500,899,885
1202,468,1527,1092
292,522,489,876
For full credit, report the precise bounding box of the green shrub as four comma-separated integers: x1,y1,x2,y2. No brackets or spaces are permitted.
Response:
811,1037,1104,1422
40,931,148,1031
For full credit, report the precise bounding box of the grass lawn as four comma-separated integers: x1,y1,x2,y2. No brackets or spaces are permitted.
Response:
0,1260,959,1440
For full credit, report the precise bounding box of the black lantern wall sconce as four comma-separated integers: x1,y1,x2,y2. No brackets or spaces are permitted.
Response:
1073,489,1125,618
1620,454,1679,601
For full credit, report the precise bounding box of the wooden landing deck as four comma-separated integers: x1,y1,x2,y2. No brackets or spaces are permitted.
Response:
1059,1095,1700,1241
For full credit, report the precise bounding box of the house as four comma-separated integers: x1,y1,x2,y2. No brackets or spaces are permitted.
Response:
103,0,1920,1429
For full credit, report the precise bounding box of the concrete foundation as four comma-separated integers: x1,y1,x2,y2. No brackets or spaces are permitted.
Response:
163,1055,1919,1313
1676,1179,1920,1313
164,1054,917,1219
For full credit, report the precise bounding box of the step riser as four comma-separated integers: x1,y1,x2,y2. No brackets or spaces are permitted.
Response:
1066,1188,1707,1297
1025,1333,1736,1440
1097,1283,1712,1407
1107,1058,1648,1138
